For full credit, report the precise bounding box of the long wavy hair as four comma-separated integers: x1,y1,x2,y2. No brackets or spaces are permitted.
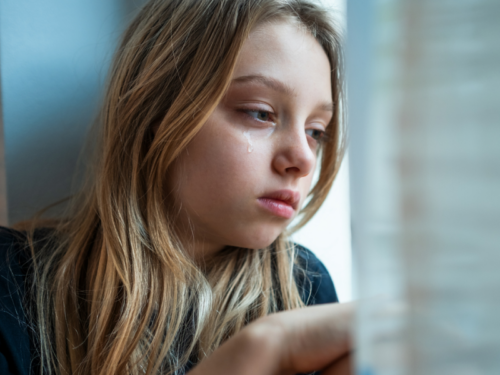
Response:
22,0,345,374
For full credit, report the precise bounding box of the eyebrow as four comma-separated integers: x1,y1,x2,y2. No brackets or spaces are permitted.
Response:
232,74,334,113
318,102,335,113
232,74,296,96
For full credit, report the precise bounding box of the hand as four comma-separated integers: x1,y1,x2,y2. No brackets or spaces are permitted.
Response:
257,302,354,374
188,302,355,375
322,354,353,375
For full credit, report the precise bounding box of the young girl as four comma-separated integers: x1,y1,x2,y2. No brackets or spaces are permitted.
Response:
0,0,353,374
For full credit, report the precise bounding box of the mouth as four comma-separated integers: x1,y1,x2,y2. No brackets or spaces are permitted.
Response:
257,189,301,219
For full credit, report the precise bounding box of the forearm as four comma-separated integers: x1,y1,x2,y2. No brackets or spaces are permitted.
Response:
188,303,354,375
187,323,284,375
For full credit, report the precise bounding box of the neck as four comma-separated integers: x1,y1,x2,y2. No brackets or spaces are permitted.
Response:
175,227,225,264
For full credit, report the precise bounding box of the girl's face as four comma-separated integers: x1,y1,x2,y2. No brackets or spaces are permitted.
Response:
167,20,333,259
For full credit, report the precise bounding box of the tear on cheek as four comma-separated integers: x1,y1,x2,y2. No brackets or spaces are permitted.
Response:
243,131,254,153
242,128,275,153
264,127,274,138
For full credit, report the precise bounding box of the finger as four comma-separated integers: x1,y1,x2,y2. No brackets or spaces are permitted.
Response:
274,303,354,371
321,354,353,375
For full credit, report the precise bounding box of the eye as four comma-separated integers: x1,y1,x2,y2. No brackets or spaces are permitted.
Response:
306,128,326,142
245,110,272,122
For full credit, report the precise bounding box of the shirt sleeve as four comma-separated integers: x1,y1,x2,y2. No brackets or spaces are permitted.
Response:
0,227,31,375
293,244,339,306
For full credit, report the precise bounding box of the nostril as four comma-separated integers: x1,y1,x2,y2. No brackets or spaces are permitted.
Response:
285,166,301,174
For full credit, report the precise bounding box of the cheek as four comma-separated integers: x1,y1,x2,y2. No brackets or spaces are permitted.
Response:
298,163,317,206
173,123,264,209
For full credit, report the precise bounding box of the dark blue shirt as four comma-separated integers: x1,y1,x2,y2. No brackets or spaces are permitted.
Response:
0,227,338,375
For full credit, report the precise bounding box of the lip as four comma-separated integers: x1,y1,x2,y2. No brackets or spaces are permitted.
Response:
257,189,301,219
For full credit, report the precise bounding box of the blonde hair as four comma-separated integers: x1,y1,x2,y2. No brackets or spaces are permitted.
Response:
24,0,345,374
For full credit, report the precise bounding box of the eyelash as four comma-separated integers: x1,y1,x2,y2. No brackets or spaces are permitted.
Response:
306,128,327,143
243,109,276,124
242,109,328,144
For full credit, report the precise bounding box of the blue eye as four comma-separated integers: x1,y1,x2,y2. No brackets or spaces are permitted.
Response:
306,129,326,142
246,110,271,122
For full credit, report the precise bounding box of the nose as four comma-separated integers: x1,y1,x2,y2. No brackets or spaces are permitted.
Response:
272,126,316,178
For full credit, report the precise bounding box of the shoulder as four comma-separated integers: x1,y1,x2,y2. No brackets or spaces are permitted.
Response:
293,244,339,306
0,227,32,375
0,226,29,298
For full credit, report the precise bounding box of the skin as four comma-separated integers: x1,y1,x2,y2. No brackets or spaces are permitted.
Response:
168,20,354,375
166,19,334,260
189,302,354,375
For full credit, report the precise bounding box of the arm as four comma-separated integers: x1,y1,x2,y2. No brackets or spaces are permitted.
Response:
188,302,354,375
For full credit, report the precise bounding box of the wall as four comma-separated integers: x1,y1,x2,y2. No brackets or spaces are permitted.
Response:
0,0,142,224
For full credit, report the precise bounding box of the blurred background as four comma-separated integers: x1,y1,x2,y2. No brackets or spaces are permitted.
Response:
0,0,142,223
348,0,500,374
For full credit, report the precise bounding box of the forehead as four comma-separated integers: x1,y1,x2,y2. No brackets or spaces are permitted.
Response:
231,19,332,103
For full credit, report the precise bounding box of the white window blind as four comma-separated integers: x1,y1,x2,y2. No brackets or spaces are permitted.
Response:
349,0,500,374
